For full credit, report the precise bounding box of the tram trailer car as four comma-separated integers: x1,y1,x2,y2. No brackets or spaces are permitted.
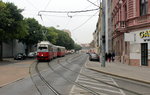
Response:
52,45,58,58
57,46,66,57
37,41,53,61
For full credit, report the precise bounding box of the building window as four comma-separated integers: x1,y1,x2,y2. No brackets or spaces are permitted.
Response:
140,0,148,16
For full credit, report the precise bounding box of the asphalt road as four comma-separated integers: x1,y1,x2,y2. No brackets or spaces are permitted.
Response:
0,53,87,95
0,53,150,95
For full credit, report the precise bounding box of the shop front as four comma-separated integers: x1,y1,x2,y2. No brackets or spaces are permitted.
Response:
125,29,150,67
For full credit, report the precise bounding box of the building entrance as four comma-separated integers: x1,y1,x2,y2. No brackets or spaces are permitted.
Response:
141,43,148,66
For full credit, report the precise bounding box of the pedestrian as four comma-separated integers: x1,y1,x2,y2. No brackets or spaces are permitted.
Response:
108,52,111,62
111,52,115,62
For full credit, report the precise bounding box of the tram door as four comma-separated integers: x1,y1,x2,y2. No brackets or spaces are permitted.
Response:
141,43,148,66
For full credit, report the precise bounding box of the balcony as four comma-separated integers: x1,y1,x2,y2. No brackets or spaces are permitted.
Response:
114,21,127,32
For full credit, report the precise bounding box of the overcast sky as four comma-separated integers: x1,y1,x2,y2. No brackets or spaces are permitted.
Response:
3,0,100,44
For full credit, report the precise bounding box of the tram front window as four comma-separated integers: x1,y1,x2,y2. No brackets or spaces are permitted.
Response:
38,47,48,52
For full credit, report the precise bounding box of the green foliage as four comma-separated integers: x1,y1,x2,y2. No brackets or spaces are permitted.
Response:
19,18,44,46
45,27,75,50
0,1,77,58
55,30,74,50
46,27,58,44
0,1,27,60
74,43,82,51
0,2,27,41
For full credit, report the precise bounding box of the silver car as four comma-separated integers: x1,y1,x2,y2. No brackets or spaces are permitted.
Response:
28,52,36,58
89,53,100,61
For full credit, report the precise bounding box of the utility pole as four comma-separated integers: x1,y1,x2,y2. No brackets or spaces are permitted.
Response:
101,0,106,67
87,0,106,67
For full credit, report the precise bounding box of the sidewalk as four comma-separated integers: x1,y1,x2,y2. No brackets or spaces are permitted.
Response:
85,60,150,84
0,58,35,87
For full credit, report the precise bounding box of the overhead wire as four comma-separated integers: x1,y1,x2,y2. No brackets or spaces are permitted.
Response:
72,0,99,17
23,0,41,18
38,8,99,15
70,10,98,44
86,0,100,8
71,11,99,32
36,0,100,43
44,0,52,10
25,0,38,10
64,0,99,29
65,0,100,43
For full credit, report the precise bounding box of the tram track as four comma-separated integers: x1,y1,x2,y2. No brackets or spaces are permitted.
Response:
29,55,101,95
29,53,144,95
29,62,42,95
29,61,61,95
56,54,143,95
47,61,101,95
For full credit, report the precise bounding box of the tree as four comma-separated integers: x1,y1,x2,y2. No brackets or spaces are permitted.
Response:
56,30,74,50
46,27,58,45
0,1,27,60
74,43,82,51
19,18,44,54
45,27,75,50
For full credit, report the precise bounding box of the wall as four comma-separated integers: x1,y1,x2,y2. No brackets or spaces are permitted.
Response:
2,40,26,57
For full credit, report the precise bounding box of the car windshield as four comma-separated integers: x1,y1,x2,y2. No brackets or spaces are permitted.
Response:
29,52,34,54
17,54,22,56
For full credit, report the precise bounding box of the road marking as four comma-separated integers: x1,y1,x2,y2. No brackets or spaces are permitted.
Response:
81,84,122,94
77,80,114,88
69,63,86,94
111,78,126,95
70,57,126,95
79,77,113,82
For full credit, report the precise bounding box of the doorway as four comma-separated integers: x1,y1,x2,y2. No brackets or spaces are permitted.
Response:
141,43,148,66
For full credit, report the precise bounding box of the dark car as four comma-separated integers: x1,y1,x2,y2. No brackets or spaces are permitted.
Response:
14,53,26,60
89,53,100,61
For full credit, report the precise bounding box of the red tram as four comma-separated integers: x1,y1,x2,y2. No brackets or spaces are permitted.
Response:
37,41,66,61
37,41,53,61
57,46,66,57
52,45,58,58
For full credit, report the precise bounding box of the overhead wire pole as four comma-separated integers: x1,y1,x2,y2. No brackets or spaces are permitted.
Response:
101,0,106,67
86,0,106,67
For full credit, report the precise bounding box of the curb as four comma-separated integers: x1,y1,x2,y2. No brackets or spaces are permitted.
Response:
85,62,150,85
0,77,26,88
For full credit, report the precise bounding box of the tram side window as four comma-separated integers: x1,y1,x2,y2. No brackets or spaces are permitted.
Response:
58,48,61,52
38,47,48,52
48,46,51,52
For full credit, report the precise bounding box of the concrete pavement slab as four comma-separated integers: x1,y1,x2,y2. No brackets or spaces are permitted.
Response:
85,60,150,84
0,59,35,87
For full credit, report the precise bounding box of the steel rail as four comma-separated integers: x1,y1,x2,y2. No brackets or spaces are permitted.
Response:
29,62,42,95
47,62,101,95
57,55,143,95
35,62,61,95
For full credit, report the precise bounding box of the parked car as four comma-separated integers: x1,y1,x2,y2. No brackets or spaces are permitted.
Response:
28,52,36,58
14,53,26,60
89,53,100,61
